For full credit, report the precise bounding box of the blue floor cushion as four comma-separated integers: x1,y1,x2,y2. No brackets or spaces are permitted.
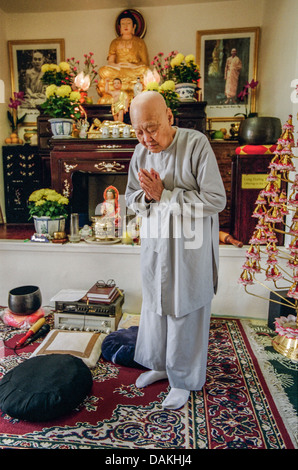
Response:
0,354,93,422
102,326,142,368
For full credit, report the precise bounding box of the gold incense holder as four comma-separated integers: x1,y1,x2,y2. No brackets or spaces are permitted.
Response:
272,335,298,361
272,314,298,361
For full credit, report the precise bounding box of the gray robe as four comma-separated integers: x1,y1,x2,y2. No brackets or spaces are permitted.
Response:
125,127,226,318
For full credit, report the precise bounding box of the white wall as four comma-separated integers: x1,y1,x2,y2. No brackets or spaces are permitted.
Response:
258,0,298,123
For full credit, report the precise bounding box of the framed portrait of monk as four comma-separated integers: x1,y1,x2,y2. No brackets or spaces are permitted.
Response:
8,38,65,124
196,28,260,120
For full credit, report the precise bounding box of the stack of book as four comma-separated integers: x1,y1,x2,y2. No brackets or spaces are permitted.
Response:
85,283,121,304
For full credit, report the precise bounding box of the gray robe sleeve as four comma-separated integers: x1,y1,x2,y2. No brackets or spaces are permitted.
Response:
160,134,226,218
125,145,151,217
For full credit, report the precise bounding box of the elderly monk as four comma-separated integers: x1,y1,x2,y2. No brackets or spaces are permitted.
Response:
125,91,226,410
97,10,149,104
224,48,242,104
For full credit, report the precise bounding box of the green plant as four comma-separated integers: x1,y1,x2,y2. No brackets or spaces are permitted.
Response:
40,61,82,119
168,53,201,85
40,61,72,86
145,80,180,115
28,188,69,219
40,84,81,119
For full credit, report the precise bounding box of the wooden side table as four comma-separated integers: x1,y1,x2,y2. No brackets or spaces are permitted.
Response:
210,141,238,232
231,152,285,245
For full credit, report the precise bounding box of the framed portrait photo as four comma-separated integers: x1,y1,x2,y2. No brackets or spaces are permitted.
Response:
8,38,65,123
196,27,260,120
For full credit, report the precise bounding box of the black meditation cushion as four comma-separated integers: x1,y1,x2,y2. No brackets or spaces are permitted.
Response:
102,326,141,368
0,354,93,422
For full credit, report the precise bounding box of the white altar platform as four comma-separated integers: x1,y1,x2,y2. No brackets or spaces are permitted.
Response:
0,240,272,320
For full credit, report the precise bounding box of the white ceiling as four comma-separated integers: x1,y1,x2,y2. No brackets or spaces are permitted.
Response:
0,0,231,14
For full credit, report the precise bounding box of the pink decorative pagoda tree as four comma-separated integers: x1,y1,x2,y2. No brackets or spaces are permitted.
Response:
238,115,298,361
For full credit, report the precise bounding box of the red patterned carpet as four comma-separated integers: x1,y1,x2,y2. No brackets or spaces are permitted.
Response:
0,316,296,450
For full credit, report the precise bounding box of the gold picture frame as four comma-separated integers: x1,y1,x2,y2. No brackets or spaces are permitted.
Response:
8,38,65,123
196,27,260,119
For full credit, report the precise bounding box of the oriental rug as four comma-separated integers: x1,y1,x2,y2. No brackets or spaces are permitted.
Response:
0,317,296,450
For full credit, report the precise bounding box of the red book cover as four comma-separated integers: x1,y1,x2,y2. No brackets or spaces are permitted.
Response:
86,283,117,299
86,289,120,304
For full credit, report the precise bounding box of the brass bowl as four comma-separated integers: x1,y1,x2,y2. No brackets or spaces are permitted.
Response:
8,285,42,315
53,231,66,240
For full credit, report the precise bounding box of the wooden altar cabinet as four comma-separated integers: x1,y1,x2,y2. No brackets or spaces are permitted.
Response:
50,138,236,233
50,138,137,199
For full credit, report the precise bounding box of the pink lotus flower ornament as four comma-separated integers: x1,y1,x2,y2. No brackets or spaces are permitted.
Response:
74,72,91,91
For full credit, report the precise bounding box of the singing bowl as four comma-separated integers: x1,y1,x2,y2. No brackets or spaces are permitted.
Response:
238,117,282,145
8,285,42,315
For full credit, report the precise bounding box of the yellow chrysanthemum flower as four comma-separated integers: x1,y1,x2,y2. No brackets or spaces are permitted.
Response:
69,91,81,102
49,64,60,72
46,194,60,202
41,64,51,73
59,61,70,72
45,84,58,98
57,196,69,205
171,53,184,67
56,85,72,97
145,82,159,91
28,189,45,201
159,80,176,91
35,200,46,206
185,54,196,64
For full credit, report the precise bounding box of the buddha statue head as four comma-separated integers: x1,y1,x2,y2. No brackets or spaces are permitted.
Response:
117,10,137,38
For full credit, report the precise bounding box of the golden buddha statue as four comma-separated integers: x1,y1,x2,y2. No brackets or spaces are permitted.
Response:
97,10,149,104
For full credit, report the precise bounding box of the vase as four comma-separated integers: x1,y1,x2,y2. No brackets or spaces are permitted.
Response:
49,118,74,139
33,216,66,238
175,83,197,101
238,117,282,145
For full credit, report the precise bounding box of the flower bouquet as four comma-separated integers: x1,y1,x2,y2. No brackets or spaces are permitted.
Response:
41,83,81,119
28,188,69,219
40,61,81,119
167,53,201,85
5,91,26,144
151,51,201,85
145,80,180,115
67,52,98,103
236,79,259,118
149,51,201,104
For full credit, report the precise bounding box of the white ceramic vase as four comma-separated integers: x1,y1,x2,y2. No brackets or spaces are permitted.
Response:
175,83,197,101
33,216,66,237
49,118,74,138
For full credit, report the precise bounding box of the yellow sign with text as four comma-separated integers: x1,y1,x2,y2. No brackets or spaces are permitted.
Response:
241,174,281,189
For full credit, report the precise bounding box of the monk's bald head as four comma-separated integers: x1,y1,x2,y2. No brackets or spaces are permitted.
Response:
129,91,176,153
130,91,168,123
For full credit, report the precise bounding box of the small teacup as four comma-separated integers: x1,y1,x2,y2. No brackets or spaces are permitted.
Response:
101,126,110,138
112,126,120,138
123,125,131,138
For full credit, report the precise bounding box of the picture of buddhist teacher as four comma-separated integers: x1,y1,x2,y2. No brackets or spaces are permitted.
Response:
224,48,242,104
